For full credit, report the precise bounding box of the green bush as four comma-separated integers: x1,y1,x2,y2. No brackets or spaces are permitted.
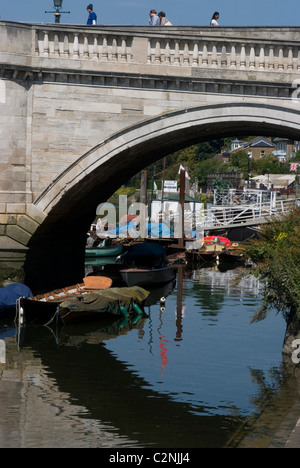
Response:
245,208,300,325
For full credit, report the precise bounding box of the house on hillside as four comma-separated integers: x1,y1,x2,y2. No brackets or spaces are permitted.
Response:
218,137,276,163
272,138,299,162
243,137,275,160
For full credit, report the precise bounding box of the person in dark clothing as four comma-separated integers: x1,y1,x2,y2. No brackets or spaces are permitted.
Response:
87,4,97,25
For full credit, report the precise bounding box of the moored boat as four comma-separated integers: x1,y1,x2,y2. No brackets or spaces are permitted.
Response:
185,243,223,263
58,286,149,325
218,248,245,263
85,244,123,265
16,276,112,326
120,266,176,287
117,242,176,287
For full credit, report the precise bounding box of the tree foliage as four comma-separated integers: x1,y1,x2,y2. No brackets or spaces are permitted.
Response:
195,140,224,162
125,137,298,189
244,208,300,325
194,157,223,186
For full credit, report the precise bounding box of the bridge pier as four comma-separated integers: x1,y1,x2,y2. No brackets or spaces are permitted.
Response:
24,234,86,291
0,201,88,291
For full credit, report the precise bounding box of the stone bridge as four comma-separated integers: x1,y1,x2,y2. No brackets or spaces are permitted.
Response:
1,21,300,288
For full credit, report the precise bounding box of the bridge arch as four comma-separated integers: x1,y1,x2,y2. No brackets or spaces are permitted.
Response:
35,101,300,216
25,102,300,288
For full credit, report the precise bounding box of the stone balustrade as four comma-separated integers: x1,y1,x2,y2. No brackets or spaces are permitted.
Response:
32,26,300,73
1,22,299,77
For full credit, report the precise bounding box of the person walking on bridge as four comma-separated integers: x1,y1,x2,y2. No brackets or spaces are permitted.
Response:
158,11,172,25
149,9,160,26
87,4,97,25
210,11,219,26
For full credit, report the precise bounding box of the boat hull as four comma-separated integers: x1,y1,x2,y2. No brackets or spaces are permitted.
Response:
16,277,112,326
85,244,123,265
185,251,217,263
17,284,149,327
120,267,176,287
218,251,245,263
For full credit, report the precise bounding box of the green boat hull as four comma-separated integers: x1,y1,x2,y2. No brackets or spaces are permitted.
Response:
85,244,123,265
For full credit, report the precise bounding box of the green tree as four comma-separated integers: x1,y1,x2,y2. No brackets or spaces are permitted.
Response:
251,154,287,175
195,140,224,163
244,208,300,331
224,150,249,179
176,145,199,176
194,157,223,186
212,177,232,193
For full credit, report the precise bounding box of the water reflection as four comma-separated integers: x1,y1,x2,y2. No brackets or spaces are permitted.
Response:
10,324,246,448
0,265,298,448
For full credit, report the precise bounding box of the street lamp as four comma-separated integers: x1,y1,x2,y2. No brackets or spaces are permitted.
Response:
45,0,70,23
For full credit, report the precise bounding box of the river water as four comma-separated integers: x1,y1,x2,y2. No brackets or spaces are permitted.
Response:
0,263,299,448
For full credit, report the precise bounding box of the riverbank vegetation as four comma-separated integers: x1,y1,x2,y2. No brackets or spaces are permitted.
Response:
244,207,300,330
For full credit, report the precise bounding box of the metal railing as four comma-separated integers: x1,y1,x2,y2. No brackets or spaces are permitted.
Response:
200,196,299,230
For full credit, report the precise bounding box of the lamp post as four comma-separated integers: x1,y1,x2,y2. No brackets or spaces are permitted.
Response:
45,0,70,23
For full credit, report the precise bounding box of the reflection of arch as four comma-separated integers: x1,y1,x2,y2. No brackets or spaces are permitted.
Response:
0,79,6,104
35,102,300,217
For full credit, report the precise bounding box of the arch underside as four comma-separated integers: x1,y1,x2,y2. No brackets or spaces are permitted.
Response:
25,102,300,288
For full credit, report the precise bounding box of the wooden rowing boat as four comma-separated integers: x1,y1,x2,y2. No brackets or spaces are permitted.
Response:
16,276,112,326
185,243,224,263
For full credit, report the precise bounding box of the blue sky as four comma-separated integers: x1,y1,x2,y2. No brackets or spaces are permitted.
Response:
1,0,300,26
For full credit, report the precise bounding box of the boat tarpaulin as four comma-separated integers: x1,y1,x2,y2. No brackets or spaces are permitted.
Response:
59,286,149,314
0,283,32,308
105,221,173,238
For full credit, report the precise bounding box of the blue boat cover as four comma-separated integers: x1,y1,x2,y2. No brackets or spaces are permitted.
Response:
105,221,173,238
0,283,33,308
118,242,167,268
124,243,166,257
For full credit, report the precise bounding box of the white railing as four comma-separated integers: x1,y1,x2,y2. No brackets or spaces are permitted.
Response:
200,197,299,229
213,189,276,206
149,196,299,238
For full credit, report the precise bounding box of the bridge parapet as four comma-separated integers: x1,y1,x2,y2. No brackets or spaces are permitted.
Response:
1,23,300,84
30,26,300,78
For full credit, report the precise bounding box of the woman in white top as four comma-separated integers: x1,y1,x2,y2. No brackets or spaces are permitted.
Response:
158,11,172,25
210,11,219,26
